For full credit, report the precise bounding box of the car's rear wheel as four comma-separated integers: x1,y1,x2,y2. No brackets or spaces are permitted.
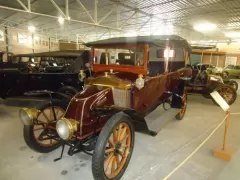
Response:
23,100,66,153
92,113,134,180
212,85,237,105
175,91,187,120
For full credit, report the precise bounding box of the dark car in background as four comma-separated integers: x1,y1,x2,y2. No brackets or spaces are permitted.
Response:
0,50,91,99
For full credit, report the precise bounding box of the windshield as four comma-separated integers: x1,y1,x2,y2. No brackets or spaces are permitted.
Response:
93,47,144,66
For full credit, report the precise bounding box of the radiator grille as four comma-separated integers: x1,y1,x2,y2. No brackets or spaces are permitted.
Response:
112,88,131,108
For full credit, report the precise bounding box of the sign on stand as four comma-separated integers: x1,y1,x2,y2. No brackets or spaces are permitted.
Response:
210,91,230,112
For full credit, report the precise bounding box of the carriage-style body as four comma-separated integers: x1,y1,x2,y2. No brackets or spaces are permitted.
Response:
19,35,192,180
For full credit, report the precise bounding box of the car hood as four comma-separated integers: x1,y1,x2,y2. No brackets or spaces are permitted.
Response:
86,72,136,89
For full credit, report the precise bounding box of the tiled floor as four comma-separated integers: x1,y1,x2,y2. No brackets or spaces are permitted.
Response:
0,80,239,180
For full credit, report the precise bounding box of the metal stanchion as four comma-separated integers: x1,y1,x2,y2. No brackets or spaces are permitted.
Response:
213,110,234,161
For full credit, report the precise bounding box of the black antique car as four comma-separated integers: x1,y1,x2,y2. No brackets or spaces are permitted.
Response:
19,35,192,180
0,50,91,99
185,64,237,105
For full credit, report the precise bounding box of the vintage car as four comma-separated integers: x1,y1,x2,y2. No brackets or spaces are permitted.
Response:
19,35,192,180
0,50,91,99
190,63,238,90
186,65,237,105
222,65,240,78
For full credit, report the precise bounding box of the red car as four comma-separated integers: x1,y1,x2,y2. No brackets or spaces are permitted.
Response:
19,35,192,180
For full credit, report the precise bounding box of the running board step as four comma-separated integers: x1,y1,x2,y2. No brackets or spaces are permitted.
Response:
145,107,180,135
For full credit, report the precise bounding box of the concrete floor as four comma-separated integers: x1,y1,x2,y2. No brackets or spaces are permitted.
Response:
0,80,240,180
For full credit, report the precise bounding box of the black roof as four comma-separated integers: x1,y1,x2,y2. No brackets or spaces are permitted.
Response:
85,35,191,50
13,50,85,57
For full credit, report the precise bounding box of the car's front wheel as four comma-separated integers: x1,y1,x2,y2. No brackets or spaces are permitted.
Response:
92,113,135,180
23,100,66,153
212,85,237,105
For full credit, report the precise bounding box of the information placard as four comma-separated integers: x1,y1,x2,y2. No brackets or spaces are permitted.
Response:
210,91,229,112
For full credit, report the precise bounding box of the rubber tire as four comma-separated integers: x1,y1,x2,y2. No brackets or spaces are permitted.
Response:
175,92,187,120
227,80,238,91
23,99,67,153
212,85,237,106
92,112,135,180
57,86,78,98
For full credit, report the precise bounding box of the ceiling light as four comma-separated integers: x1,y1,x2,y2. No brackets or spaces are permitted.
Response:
28,26,36,32
58,17,64,24
34,36,39,40
225,32,240,38
67,16,71,20
193,23,217,31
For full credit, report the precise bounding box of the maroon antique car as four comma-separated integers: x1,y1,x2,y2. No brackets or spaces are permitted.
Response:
19,35,192,180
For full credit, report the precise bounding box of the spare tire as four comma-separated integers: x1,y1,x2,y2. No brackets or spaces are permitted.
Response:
57,86,79,98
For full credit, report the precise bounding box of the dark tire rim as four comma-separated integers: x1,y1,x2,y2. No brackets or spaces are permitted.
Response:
33,106,65,147
104,122,132,179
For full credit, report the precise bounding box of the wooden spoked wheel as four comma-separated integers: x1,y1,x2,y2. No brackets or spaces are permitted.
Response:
179,93,187,117
33,106,65,147
104,122,132,179
215,86,236,105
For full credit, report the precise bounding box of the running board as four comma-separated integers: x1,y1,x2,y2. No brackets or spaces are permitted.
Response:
145,107,180,135
3,97,48,107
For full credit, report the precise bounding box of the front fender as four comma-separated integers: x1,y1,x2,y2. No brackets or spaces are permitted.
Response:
64,85,114,138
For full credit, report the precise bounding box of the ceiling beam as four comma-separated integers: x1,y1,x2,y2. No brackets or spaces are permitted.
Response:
0,5,121,31
49,0,67,18
120,11,137,28
76,0,95,23
98,6,117,24
16,0,30,12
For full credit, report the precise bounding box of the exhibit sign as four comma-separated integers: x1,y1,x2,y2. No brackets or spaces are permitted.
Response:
225,56,237,67
0,30,4,41
210,91,229,111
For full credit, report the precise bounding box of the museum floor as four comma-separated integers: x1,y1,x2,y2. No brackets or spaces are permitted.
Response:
0,80,240,180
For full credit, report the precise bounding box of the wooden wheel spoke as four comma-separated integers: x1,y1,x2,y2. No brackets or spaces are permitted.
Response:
117,124,123,141
34,127,45,131
105,156,114,174
50,108,53,121
116,154,121,166
108,139,114,147
105,148,115,154
55,108,60,117
112,156,116,173
119,127,127,141
104,153,114,167
121,144,129,148
113,128,118,143
42,111,50,122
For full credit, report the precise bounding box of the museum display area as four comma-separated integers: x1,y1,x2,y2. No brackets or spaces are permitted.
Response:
1,0,240,180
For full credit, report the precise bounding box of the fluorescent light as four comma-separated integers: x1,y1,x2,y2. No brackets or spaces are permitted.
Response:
58,17,64,24
225,32,240,38
28,26,36,32
193,23,217,31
